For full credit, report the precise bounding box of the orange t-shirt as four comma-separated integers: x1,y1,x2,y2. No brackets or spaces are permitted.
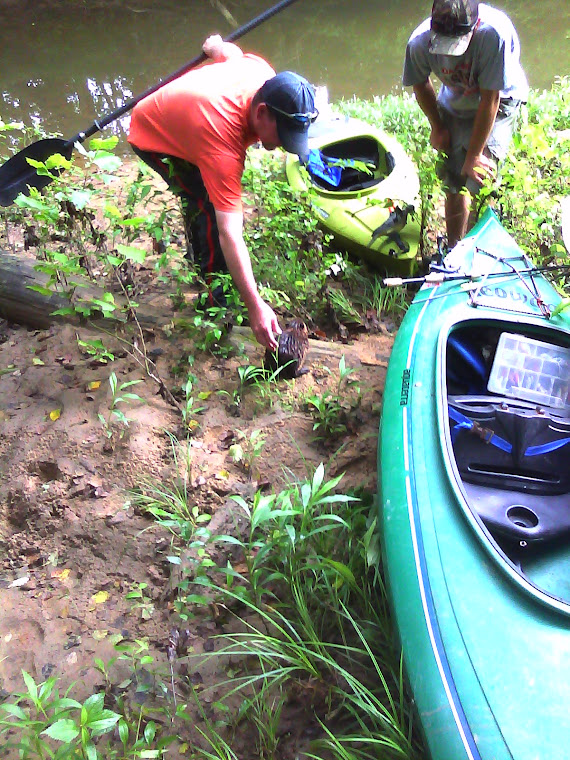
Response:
128,52,275,212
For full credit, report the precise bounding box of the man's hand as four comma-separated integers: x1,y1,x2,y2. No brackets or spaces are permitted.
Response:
247,298,282,351
430,124,451,153
462,152,497,186
202,35,242,61
203,34,224,59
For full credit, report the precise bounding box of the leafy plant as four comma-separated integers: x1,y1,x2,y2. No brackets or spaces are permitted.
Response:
306,355,361,440
0,671,120,759
131,434,211,543
228,428,266,478
98,371,144,437
77,337,116,365
125,582,155,621
179,374,206,434
173,466,418,759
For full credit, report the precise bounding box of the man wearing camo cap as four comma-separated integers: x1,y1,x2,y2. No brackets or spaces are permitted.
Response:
403,0,528,246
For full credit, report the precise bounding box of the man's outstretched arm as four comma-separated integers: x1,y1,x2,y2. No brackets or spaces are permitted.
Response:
215,209,281,351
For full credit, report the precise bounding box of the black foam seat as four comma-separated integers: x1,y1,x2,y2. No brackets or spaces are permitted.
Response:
449,396,570,543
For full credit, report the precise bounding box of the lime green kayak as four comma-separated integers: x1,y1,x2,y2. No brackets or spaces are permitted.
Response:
285,117,421,275
379,209,570,760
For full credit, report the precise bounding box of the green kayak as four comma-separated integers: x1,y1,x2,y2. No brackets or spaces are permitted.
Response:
379,209,570,760
285,117,421,275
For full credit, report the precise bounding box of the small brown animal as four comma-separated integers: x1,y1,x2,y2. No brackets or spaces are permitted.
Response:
265,319,310,380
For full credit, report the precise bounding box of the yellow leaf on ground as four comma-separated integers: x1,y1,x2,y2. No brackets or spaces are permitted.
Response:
49,409,61,421
32,357,45,366
52,568,71,581
91,590,109,605
87,381,101,391
92,629,109,640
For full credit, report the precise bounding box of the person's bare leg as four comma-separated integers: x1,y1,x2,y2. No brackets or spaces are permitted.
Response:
445,191,470,248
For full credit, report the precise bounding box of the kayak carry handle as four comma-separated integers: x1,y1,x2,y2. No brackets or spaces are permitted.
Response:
384,273,447,287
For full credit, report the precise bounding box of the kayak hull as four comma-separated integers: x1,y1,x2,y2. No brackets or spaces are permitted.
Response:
286,117,421,275
379,209,570,760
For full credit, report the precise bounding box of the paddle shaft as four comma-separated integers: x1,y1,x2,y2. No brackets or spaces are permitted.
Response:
65,0,301,148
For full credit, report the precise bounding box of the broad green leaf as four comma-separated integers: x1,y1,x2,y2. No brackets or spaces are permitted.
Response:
15,194,51,211
41,718,80,742
45,154,73,171
116,244,147,265
28,284,57,296
86,712,120,736
1,703,28,719
70,189,92,209
90,136,119,151
118,718,129,745
91,298,116,314
82,691,105,716
93,154,122,172
22,670,38,700
120,216,146,227
144,720,156,743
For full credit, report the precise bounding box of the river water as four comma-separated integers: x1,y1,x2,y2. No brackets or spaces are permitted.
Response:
0,0,568,152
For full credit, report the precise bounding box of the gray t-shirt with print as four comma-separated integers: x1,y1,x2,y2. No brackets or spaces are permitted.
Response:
403,3,528,117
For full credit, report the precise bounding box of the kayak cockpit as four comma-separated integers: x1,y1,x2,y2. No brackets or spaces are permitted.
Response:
305,132,394,192
444,321,570,604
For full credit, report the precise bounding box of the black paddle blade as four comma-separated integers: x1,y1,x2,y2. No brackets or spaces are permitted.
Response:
0,138,73,207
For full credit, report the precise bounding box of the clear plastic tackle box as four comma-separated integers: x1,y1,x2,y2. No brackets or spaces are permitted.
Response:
488,332,570,411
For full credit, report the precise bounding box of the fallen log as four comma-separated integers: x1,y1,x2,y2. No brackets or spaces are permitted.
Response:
0,251,163,330
0,251,392,368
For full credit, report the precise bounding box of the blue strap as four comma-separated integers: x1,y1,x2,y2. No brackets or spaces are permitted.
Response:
449,405,570,458
525,437,570,457
448,405,513,452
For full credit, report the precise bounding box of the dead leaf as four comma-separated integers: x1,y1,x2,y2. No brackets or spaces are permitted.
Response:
91,590,109,605
49,408,61,421
86,380,101,391
51,568,71,582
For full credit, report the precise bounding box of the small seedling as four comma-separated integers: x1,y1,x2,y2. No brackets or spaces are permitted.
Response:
306,356,361,440
98,371,144,437
77,337,115,364
229,429,266,479
125,582,155,620
180,374,206,434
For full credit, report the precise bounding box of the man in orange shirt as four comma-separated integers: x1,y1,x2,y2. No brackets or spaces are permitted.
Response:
128,35,316,350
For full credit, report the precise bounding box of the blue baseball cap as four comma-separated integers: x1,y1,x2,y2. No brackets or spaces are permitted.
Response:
258,71,317,160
